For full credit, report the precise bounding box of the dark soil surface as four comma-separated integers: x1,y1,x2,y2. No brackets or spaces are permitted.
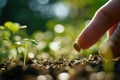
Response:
0,55,120,80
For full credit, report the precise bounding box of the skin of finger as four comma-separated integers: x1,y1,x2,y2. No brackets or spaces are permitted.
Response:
77,0,120,49
99,24,120,58
108,23,118,36
109,23,120,57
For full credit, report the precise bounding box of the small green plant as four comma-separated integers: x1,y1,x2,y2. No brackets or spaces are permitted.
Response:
15,38,38,66
0,21,38,65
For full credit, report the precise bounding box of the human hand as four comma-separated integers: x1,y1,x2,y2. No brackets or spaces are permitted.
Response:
74,0,120,59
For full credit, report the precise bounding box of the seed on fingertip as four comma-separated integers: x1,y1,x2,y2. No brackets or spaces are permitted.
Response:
73,43,81,52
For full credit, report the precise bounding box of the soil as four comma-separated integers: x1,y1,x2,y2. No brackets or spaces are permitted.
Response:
0,55,120,80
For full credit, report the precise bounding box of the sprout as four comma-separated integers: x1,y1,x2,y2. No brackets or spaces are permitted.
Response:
0,26,5,30
4,21,20,33
4,21,27,34
16,38,38,66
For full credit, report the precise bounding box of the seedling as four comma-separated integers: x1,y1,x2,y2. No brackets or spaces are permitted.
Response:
15,38,38,66
0,21,38,66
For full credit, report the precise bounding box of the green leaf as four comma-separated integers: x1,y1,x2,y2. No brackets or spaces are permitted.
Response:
4,21,20,33
31,39,38,45
0,26,5,30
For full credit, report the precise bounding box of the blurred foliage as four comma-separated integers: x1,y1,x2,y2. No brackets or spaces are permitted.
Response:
0,0,108,62
0,0,107,33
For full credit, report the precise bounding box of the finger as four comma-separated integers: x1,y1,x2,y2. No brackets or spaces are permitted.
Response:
108,23,118,37
76,0,120,50
109,23,120,58
99,23,120,58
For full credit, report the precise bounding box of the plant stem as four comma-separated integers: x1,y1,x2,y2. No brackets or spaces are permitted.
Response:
24,42,27,66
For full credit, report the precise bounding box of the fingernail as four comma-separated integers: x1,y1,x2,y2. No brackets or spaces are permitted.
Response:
73,43,81,52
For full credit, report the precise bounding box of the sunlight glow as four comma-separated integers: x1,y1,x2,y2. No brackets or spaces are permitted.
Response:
0,0,7,8
58,72,70,80
53,3,69,19
37,0,49,4
28,52,34,58
96,71,106,80
9,49,17,59
37,75,47,80
29,0,49,12
45,74,53,80
36,41,46,50
49,41,60,51
54,24,64,33
14,36,21,41
18,47,25,53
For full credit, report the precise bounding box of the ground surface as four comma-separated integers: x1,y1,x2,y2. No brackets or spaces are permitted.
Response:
0,55,120,80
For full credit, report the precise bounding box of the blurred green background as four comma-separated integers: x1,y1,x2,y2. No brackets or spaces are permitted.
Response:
0,0,108,61
0,0,108,33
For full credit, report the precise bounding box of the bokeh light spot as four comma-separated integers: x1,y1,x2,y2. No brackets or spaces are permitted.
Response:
54,24,64,33
49,41,60,51
37,0,49,4
0,0,7,8
96,71,105,80
53,3,69,19
58,72,70,80
28,52,34,58
37,75,47,80
29,0,39,11
36,41,46,50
